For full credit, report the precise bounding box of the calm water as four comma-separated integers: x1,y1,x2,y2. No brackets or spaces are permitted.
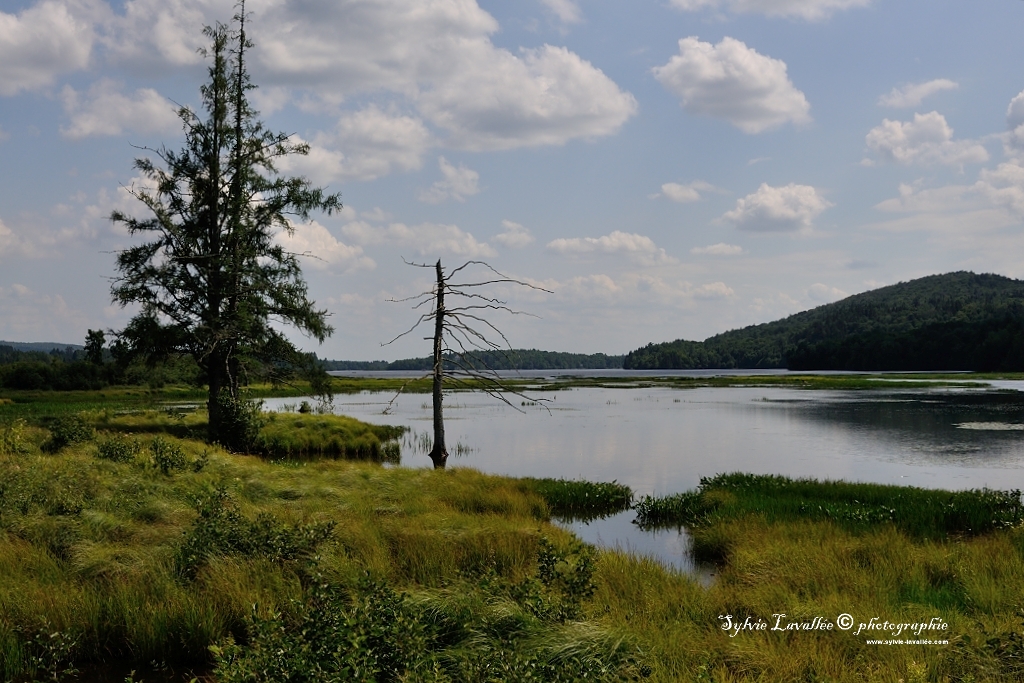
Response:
263,382,1024,572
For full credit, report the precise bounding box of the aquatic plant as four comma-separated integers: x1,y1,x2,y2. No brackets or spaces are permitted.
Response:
634,472,1024,539
521,478,633,521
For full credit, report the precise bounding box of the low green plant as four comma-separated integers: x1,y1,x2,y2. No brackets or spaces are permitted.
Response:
96,434,143,463
213,394,265,453
42,414,94,453
0,417,28,455
14,618,79,682
510,536,598,623
634,472,1024,539
174,488,335,581
522,478,633,521
213,551,642,683
212,574,428,682
150,436,188,474
256,412,404,462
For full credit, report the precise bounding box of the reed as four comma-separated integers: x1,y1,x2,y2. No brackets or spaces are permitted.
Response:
635,472,1024,539
519,477,633,521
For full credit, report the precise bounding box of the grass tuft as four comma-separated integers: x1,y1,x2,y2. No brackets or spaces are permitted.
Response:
634,472,1024,539
520,478,633,521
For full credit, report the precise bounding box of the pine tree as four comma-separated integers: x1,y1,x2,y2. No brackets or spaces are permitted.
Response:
111,8,340,448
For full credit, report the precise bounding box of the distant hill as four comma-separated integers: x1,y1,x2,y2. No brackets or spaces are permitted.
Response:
624,272,1024,371
324,349,624,371
0,341,83,353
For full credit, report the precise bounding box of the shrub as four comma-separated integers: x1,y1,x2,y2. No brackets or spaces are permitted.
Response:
96,434,142,463
42,415,94,453
12,619,79,683
150,436,187,474
0,418,29,455
213,395,265,453
213,575,426,683
174,488,335,581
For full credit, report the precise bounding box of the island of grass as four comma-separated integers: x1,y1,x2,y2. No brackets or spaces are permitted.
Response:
2,389,1024,682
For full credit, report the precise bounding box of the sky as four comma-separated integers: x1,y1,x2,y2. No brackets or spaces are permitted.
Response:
2,0,1024,360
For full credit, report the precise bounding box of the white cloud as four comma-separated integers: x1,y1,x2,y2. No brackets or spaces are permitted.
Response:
694,281,734,299
341,221,496,258
865,111,989,166
101,0,226,69
0,283,88,341
418,44,637,150
361,207,393,223
722,183,832,232
974,162,1024,216
0,0,97,95
494,220,535,248
281,107,431,183
808,283,848,302
419,157,480,204
547,230,676,264
60,79,179,139
878,79,958,108
658,180,717,203
1006,90,1024,156
0,210,97,260
653,37,810,134
874,182,978,214
691,242,743,255
102,1,635,152
0,217,30,258
276,221,374,273
539,0,582,23
668,0,871,21
541,272,735,309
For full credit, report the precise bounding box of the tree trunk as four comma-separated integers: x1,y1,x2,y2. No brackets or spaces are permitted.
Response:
429,259,448,469
207,347,225,443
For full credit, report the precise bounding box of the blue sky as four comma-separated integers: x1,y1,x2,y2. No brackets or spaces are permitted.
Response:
2,0,1024,360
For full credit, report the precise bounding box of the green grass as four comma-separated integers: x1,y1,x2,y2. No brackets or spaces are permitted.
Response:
519,478,633,521
4,391,1024,681
255,412,405,463
634,473,1024,540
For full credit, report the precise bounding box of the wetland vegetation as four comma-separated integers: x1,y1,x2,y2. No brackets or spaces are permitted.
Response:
3,383,1024,681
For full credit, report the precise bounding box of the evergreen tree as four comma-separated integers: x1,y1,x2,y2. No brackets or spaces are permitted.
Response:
110,8,340,448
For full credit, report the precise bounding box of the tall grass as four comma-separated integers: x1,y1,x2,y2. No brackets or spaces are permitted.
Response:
634,472,1024,539
519,478,633,521
255,412,405,462
5,392,1024,681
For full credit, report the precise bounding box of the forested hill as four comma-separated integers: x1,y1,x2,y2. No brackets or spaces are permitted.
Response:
323,349,624,371
624,272,1024,371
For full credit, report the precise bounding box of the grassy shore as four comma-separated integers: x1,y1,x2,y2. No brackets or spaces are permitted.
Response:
2,389,1024,681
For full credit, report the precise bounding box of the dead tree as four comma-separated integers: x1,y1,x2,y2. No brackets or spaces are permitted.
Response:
385,259,550,469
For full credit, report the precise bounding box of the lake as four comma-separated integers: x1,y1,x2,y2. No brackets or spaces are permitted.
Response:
263,377,1024,573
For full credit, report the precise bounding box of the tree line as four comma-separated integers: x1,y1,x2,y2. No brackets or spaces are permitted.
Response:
323,349,624,372
625,272,1024,371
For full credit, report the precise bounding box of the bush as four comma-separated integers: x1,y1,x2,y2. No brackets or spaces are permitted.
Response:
213,575,426,683
96,434,142,463
0,418,29,455
212,542,642,683
212,395,265,453
150,436,187,474
42,415,94,453
174,488,335,581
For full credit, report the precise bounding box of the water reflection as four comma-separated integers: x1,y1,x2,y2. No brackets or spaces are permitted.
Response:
263,385,1024,571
